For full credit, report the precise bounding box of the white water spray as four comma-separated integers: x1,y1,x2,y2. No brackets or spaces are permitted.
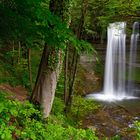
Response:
87,22,139,101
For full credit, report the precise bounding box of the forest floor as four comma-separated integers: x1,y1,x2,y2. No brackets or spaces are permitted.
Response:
1,83,140,139
1,84,140,139
0,84,28,102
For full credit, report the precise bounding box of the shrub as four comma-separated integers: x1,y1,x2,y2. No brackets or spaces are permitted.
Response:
0,91,45,140
70,95,100,120
0,91,99,140
134,121,140,139
52,97,65,115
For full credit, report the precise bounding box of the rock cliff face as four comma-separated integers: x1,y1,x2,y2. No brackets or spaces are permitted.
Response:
74,54,102,96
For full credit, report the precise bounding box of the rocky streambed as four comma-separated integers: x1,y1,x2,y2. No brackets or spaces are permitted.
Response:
83,99,140,139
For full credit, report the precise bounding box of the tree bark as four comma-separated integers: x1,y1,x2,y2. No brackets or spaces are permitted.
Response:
41,51,62,117
18,41,21,64
31,44,63,117
31,43,49,103
28,48,33,90
66,48,78,108
31,0,70,118
12,40,15,66
64,47,68,104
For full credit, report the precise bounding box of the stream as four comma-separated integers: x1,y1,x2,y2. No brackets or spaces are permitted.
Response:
83,99,140,139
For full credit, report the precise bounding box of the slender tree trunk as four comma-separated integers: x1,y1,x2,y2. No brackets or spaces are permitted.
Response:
68,52,78,102
66,49,78,108
64,47,68,104
12,41,15,66
100,30,104,44
18,41,21,64
28,48,33,90
64,0,88,109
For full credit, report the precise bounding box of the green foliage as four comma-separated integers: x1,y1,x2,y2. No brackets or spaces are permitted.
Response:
14,59,29,87
0,0,94,52
110,135,121,140
0,49,29,87
0,91,99,140
134,121,140,139
31,47,43,83
0,0,95,89
70,95,100,119
55,69,65,98
52,97,65,115
70,0,140,43
94,59,104,75
0,91,44,139
48,108,98,140
44,122,98,140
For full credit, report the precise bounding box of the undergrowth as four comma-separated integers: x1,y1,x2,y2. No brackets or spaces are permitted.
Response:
134,121,140,139
0,90,137,140
0,90,98,140
70,95,100,120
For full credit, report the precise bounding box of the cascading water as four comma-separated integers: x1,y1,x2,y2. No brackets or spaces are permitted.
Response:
103,22,126,99
127,22,139,95
87,22,139,101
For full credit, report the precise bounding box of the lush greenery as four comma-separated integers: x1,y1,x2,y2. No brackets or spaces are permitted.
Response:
1,90,139,139
0,91,99,140
134,121,140,139
70,95,100,120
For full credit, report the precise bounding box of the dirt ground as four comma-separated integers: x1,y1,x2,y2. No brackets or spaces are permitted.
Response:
0,84,28,102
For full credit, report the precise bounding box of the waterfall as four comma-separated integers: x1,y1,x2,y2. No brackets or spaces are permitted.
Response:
103,22,126,98
87,22,139,101
127,22,139,95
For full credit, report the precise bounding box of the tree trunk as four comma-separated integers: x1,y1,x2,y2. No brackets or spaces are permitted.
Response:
42,51,62,117
65,48,79,109
18,41,21,64
31,44,63,117
64,47,68,104
68,51,78,103
31,0,70,118
28,48,33,90
31,44,49,103
12,41,15,66
64,0,87,109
